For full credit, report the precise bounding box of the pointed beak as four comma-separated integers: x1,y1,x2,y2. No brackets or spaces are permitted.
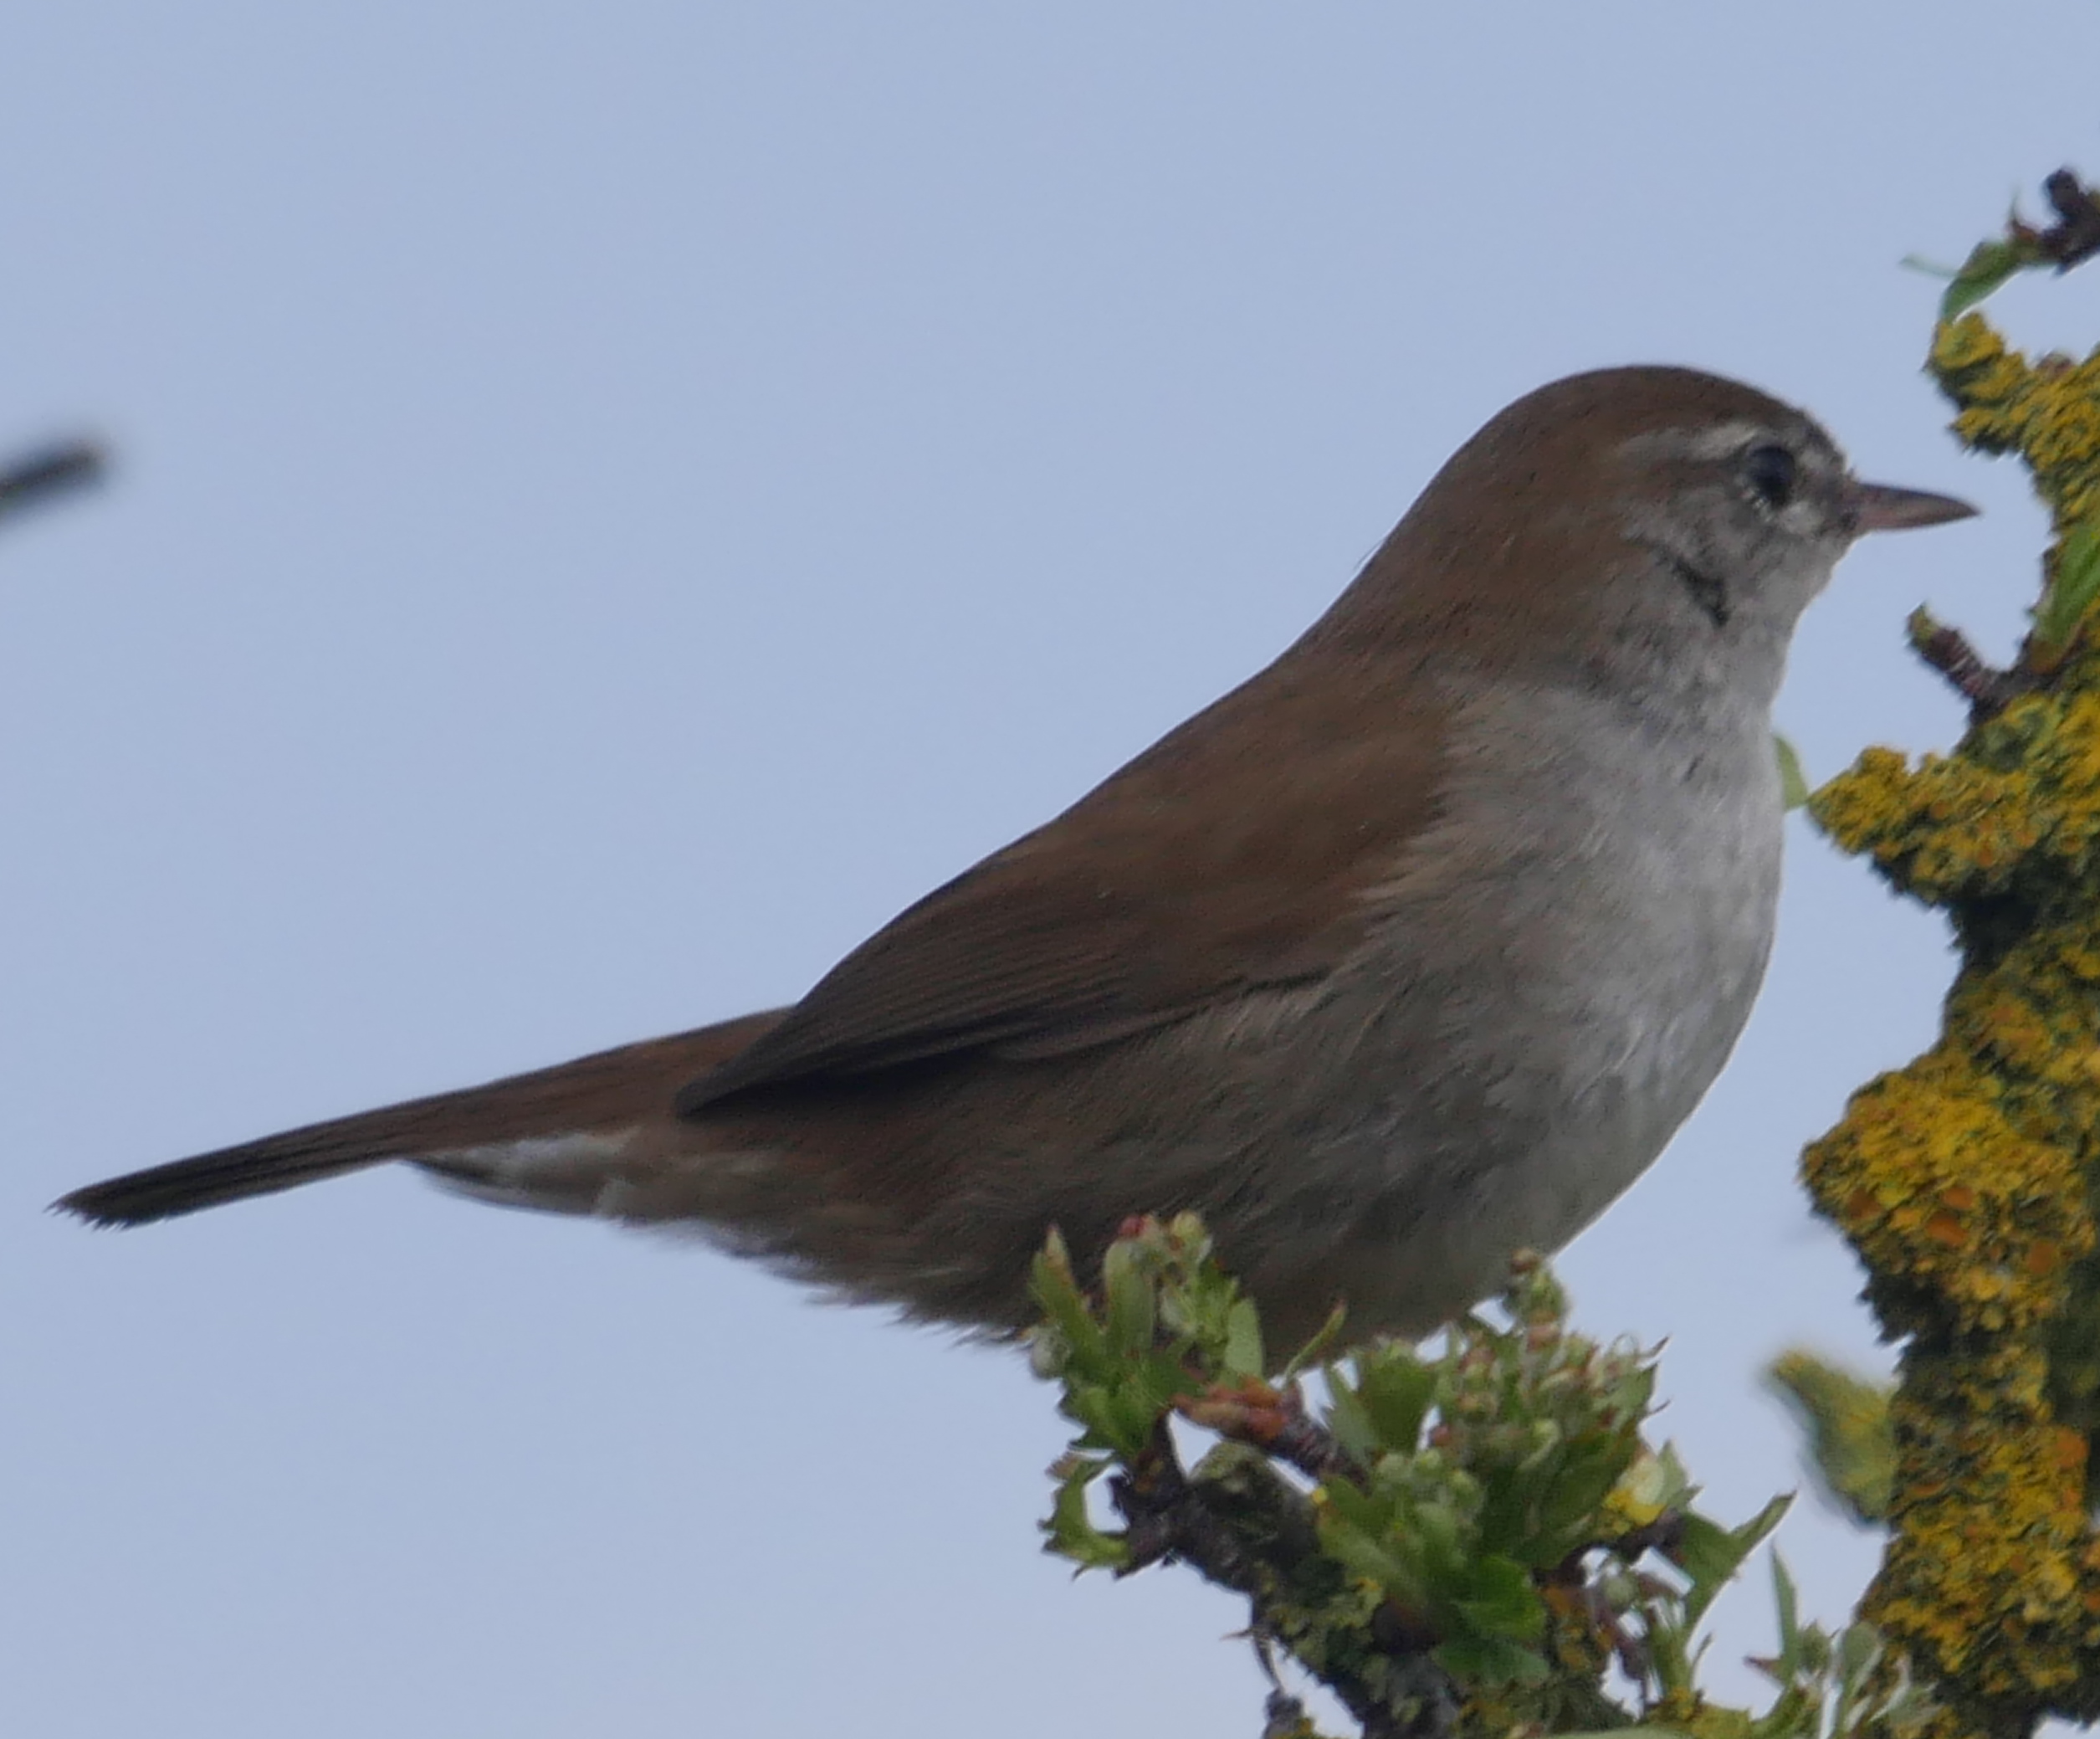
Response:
1845,479,1979,536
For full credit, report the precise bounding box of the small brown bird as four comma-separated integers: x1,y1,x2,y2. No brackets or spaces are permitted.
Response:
59,367,1973,1348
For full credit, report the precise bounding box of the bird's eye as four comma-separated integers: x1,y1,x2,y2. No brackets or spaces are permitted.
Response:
1743,443,1797,509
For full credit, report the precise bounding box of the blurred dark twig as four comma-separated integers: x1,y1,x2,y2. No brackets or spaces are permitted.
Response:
0,439,106,524
2037,169,2100,269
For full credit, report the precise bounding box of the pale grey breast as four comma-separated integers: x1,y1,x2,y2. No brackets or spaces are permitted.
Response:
1261,668,1787,1337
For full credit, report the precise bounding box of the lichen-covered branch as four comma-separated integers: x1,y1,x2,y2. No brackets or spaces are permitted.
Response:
1802,167,2100,1739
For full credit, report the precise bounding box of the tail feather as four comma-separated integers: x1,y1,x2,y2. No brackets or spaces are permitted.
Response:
58,1138,397,1225
55,1011,788,1228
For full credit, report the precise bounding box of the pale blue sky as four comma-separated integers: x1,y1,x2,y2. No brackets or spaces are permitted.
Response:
5,7,2095,1736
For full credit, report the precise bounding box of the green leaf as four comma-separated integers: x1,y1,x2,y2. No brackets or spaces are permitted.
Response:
1764,1349,1894,1526
1282,1301,1350,1380
1409,1498,1467,1574
1135,1348,1199,1411
1222,1297,1266,1382
1937,236,2031,319
1433,1630,1549,1687
1323,1370,1377,1465
1315,1511,1426,1608
1733,1492,1794,1557
1677,1492,1790,1628
1042,1454,1130,1572
1530,1441,1636,1558
1030,1229,1108,1374
1650,1442,1697,1511
1317,1473,1393,1541
2036,521,2100,650
1646,1607,1695,1700
1349,1352,1437,1452
1770,1552,1804,1679
1836,1619,1882,1681
1473,1465,1537,1562
1101,1235,1156,1358
1774,733,1811,811
1452,1554,1545,1641
1104,1387,1168,1456
1068,1384,1131,1451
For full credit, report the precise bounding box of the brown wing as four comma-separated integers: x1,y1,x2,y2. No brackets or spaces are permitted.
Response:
683,658,1447,1111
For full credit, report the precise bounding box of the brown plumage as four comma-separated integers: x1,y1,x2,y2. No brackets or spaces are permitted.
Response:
59,1015,782,1223
58,367,1976,1348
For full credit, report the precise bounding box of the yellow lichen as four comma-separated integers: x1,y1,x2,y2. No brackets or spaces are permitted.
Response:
1802,310,2100,1736
1810,695,2100,905
1931,316,2100,528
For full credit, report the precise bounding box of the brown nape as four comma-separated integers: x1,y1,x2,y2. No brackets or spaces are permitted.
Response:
54,1013,785,1226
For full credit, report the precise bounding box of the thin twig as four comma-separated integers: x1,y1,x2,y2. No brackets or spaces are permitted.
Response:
1176,1378,1364,1485
1112,1421,1452,1739
2038,169,2100,270
1906,608,2029,720
0,439,106,522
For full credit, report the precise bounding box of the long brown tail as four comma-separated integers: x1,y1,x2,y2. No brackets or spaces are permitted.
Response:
55,1013,785,1227
59,1133,397,1225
